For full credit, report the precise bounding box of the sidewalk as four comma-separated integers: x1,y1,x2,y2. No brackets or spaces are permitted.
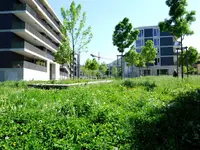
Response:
28,80,113,89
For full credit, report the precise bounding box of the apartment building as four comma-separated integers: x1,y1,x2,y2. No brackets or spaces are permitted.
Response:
0,0,70,81
125,25,180,77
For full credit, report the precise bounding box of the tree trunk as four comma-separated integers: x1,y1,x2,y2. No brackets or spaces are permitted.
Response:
77,52,80,79
121,52,123,79
69,53,72,78
181,36,184,79
138,67,140,77
132,65,134,78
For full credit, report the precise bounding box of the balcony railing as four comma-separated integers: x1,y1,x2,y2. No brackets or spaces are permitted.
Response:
12,61,47,72
24,23,58,50
47,53,55,60
24,42,46,57
13,4,62,42
34,0,61,30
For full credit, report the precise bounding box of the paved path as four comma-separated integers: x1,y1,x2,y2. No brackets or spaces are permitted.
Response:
28,80,113,89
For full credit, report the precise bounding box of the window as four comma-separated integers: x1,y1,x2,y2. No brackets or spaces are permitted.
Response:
154,58,160,66
154,39,160,46
136,49,141,53
157,48,160,54
138,30,144,38
136,40,144,47
153,29,160,37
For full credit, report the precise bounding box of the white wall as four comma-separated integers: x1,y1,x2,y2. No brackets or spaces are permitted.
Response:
55,63,60,80
23,68,49,81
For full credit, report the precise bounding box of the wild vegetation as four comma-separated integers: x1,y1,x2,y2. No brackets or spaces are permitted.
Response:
0,76,200,149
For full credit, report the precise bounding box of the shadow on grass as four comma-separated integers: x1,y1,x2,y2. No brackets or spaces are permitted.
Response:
131,89,200,150
122,79,156,91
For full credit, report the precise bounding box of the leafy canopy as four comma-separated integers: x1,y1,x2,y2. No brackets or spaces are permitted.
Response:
54,38,72,65
61,1,93,53
125,47,139,67
113,17,139,53
141,40,157,66
178,46,198,66
99,62,108,75
85,58,99,71
158,0,196,39
112,66,118,76
90,58,99,71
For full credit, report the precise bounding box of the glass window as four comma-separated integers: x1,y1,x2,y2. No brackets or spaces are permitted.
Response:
154,39,160,46
153,29,160,37
157,48,160,54
136,49,141,53
136,40,144,47
155,58,160,65
138,30,144,38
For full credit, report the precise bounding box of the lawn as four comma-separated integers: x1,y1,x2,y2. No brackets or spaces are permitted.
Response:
0,76,200,149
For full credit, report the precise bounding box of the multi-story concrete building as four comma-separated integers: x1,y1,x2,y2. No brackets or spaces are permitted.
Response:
0,0,70,81
125,25,180,77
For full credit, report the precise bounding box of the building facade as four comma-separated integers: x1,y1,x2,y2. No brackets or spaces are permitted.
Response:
125,25,180,77
0,0,70,81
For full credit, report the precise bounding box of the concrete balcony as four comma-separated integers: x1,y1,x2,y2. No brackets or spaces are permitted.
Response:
12,61,47,72
13,3,62,43
34,0,61,30
11,21,58,52
10,41,49,61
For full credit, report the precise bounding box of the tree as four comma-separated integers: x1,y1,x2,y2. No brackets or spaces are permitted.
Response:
99,62,108,76
113,17,139,79
125,47,139,77
54,37,71,70
158,0,196,78
178,46,198,75
84,59,92,77
90,58,99,77
179,46,198,66
135,54,145,76
141,40,157,75
112,66,118,77
61,1,93,79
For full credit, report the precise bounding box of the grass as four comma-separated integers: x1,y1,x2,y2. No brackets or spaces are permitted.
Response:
0,79,100,86
0,76,200,149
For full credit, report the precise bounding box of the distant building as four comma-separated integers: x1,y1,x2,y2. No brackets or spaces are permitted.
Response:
0,0,70,81
109,25,181,77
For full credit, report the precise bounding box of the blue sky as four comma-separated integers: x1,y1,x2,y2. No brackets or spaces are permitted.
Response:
48,0,200,64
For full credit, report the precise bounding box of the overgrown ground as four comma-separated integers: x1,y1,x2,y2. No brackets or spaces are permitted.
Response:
0,76,200,149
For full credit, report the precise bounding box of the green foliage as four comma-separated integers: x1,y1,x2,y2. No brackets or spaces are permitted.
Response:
61,1,93,76
141,40,157,66
183,65,197,74
61,2,92,53
83,58,99,77
90,58,99,71
179,46,198,66
122,79,156,91
112,66,118,77
158,0,196,39
113,17,139,53
99,62,108,75
1,76,200,149
85,59,92,70
124,47,139,67
113,17,139,79
135,54,145,68
54,38,72,65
